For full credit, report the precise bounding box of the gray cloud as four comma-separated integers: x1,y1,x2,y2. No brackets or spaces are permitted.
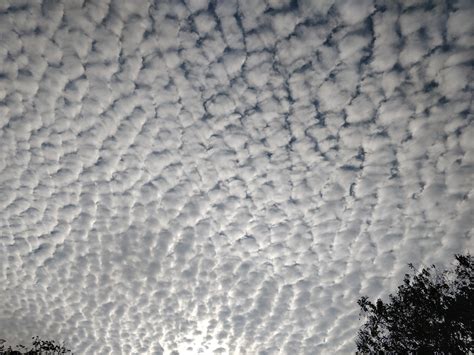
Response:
0,0,473,354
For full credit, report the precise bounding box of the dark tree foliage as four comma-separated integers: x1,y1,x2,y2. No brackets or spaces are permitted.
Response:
0,336,71,354
356,254,473,354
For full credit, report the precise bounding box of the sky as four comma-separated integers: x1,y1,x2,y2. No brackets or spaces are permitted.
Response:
0,0,472,354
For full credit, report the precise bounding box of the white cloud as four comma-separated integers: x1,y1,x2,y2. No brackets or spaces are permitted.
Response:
336,0,374,26
0,0,473,354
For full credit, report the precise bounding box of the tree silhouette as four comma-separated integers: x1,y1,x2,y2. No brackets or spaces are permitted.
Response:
0,336,71,354
356,253,473,353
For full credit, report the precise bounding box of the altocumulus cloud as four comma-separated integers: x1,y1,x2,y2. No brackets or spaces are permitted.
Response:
0,0,473,354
